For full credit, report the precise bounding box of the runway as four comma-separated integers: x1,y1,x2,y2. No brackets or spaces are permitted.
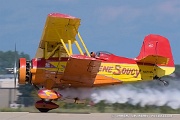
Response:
0,112,179,120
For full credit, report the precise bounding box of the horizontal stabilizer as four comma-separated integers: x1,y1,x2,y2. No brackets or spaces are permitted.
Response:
136,55,169,65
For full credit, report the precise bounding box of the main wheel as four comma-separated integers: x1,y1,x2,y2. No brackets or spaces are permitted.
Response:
37,108,50,113
35,100,59,113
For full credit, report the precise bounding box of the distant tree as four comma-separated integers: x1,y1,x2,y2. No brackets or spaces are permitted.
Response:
175,65,180,77
96,101,106,112
0,50,30,74
0,50,35,107
19,52,30,60
16,84,36,107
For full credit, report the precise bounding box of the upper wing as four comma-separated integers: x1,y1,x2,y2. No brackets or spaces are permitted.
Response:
60,55,101,87
35,13,81,58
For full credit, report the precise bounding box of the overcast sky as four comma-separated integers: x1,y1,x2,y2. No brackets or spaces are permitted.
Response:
0,0,180,64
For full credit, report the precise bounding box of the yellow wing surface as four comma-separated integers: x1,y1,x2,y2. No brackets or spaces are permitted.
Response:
35,13,85,59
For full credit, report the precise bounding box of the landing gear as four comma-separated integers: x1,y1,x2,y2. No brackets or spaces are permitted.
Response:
37,108,50,113
35,88,61,112
154,76,169,86
35,100,59,113
159,79,169,86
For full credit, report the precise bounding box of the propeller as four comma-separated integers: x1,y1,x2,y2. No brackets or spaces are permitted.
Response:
13,43,19,103
13,44,18,89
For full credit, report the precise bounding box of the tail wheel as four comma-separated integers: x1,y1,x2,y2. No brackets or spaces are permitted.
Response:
18,58,32,84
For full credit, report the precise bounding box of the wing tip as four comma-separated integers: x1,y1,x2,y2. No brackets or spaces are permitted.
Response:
48,13,78,19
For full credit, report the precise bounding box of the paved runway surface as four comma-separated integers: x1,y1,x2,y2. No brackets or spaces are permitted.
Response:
0,112,179,120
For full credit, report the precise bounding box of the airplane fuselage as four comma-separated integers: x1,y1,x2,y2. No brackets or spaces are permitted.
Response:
28,54,174,88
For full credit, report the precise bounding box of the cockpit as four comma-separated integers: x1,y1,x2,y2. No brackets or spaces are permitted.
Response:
94,51,113,60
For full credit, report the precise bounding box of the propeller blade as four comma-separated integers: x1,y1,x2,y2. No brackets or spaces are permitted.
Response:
13,43,18,103
13,43,17,88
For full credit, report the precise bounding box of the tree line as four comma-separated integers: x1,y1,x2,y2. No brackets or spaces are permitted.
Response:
0,50,30,74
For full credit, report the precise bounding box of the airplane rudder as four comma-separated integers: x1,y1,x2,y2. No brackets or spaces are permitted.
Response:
137,34,174,67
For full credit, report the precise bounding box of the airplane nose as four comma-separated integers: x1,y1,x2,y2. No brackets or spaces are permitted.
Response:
18,58,31,84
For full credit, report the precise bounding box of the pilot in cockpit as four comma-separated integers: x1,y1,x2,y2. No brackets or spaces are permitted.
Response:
90,52,96,58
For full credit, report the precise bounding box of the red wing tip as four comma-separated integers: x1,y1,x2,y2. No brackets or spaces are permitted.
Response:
48,13,78,19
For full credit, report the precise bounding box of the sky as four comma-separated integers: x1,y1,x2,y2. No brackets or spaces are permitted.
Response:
0,0,180,64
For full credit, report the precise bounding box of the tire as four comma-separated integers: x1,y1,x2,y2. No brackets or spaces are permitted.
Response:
38,108,50,113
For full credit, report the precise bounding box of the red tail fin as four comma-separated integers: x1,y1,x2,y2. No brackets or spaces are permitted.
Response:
136,34,174,67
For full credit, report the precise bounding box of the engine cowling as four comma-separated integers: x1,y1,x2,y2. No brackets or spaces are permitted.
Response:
18,58,31,84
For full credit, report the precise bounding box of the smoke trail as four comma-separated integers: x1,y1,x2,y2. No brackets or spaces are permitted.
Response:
59,78,180,109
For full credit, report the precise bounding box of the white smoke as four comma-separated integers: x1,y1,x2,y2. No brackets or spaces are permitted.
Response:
59,79,180,109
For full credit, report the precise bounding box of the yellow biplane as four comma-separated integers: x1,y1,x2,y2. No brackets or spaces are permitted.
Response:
16,13,175,112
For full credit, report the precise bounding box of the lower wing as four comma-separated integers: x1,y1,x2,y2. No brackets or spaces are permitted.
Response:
61,55,101,87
